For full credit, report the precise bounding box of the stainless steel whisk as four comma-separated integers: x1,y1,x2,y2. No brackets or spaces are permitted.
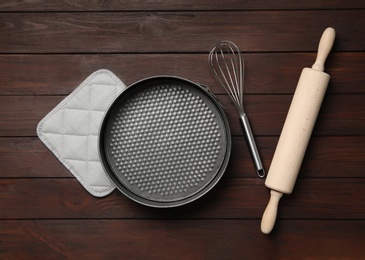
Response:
208,40,265,178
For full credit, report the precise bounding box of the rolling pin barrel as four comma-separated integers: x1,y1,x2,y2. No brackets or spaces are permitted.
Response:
265,68,330,194
261,27,335,234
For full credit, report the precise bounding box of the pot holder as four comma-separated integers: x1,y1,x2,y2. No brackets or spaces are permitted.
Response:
37,69,126,197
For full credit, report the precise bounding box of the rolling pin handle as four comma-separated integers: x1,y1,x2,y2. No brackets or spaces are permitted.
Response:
261,190,283,234
312,27,336,72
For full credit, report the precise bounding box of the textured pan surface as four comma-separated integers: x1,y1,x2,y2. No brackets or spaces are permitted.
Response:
99,76,231,207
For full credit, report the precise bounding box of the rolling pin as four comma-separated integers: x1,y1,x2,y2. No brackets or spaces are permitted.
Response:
261,27,336,234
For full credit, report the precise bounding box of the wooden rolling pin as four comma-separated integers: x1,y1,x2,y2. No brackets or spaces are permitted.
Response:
261,27,336,234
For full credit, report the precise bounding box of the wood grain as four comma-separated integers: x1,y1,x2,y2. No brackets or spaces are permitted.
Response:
1,219,365,259
1,11,364,53
1,0,364,11
1,0,365,258
1,178,365,219
0,53,362,95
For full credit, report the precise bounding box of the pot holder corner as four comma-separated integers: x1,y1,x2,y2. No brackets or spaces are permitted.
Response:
37,69,126,197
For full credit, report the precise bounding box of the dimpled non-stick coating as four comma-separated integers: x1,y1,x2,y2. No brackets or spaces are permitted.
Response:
99,77,231,207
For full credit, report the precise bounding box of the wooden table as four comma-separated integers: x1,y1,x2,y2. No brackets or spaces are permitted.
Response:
1,1,365,259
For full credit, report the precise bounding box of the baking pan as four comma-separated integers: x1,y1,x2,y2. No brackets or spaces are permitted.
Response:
99,76,231,207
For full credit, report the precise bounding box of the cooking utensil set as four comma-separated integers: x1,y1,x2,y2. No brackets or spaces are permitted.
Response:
97,28,335,233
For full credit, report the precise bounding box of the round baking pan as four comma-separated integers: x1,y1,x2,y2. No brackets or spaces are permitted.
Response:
99,76,231,207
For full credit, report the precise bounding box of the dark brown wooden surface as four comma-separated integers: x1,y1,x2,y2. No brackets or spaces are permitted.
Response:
1,1,365,259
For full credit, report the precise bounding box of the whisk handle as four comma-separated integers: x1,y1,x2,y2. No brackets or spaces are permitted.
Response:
240,113,266,178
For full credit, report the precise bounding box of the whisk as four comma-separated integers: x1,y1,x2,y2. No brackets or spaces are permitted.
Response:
208,40,265,178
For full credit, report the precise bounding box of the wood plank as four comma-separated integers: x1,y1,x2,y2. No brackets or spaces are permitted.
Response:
0,138,67,178
0,52,360,95
1,219,365,259
0,96,61,137
1,0,364,11
229,136,365,178
1,136,364,178
0,94,363,137
0,2,363,259
1,11,364,53
1,178,365,219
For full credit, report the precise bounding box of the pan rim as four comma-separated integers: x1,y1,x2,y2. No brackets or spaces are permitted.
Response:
98,75,231,207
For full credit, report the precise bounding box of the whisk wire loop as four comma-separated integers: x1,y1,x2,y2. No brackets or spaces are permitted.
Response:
209,41,244,113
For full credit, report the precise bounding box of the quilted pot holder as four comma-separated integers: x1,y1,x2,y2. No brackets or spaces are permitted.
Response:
37,69,126,197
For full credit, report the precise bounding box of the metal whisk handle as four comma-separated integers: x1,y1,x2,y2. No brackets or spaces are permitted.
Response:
239,113,266,178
